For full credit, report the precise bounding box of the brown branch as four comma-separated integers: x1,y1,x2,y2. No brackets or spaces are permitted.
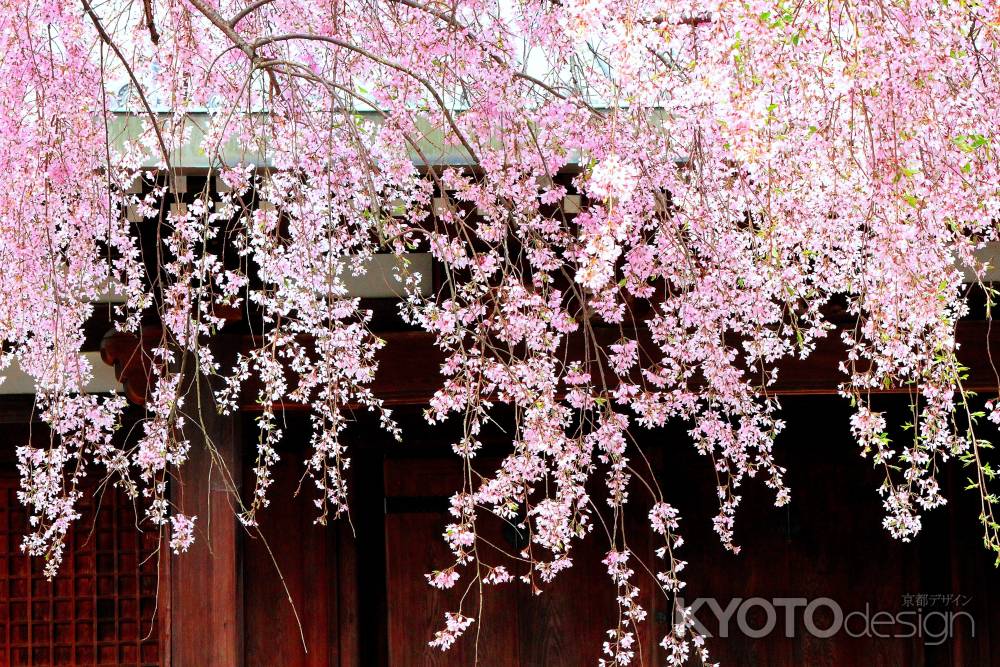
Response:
186,0,256,58
143,0,160,44
80,0,172,169
385,0,602,115
230,0,276,26
185,0,282,95
252,32,480,163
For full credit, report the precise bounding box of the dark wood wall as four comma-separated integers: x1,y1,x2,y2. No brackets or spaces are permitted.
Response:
242,396,1000,667
654,395,1000,666
1,395,998,666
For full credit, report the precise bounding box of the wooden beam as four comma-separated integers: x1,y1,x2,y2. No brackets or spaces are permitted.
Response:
99,321,1000,413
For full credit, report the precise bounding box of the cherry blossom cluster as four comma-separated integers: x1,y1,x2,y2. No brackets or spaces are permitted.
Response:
2,0,1000,663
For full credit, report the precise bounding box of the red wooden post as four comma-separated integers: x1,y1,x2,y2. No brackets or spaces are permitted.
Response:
168,373,243,666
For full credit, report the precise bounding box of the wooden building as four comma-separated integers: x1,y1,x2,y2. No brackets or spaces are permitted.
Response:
0,167,998,666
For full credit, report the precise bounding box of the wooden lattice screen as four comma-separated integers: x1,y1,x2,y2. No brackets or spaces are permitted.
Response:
0,480,162,666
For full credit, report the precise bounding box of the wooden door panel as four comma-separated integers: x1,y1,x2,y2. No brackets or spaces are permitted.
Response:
383,456,661,666
242,431,356,667
384,510,520,666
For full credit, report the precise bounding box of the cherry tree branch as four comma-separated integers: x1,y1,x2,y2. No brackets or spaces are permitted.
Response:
251,32,480,163
80,0,172,169
231,0,277,26
143,0,160,44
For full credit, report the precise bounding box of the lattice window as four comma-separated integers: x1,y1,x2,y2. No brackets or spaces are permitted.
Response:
0,480,162,666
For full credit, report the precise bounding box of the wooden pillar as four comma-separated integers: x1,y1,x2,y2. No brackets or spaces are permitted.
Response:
168,372,243,666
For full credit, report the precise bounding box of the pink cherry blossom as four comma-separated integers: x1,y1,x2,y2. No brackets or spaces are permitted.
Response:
2,0,1000,662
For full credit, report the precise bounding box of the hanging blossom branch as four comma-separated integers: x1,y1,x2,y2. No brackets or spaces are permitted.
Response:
2,0,1000,662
